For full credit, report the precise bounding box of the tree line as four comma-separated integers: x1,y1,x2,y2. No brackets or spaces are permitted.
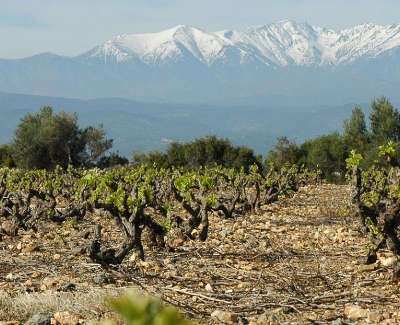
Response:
266,96,400,180
0,106,261,171
0,96,399,176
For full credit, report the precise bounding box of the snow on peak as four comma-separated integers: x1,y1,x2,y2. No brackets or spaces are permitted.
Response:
84,21,400,67
85,24,232,65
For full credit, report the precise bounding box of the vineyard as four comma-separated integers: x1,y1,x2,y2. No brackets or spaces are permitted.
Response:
0,161,400,323
0,164,316,265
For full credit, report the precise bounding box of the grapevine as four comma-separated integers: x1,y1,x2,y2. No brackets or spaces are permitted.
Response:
0,163,317,265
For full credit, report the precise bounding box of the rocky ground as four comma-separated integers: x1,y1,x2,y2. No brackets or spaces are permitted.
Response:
0,184,399,324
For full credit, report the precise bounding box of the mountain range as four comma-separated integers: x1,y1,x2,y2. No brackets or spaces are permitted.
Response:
84,20,400,67
1,20,400,105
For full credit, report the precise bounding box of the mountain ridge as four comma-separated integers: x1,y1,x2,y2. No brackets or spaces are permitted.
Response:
78,20,400,67
5,20,400,67
1,20,400,105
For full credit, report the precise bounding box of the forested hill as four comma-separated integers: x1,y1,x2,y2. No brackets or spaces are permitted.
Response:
0,91,372,156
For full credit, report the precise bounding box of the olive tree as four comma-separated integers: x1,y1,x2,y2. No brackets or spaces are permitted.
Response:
11,106,113,169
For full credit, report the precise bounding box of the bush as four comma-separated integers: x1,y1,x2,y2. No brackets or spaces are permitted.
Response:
106,291,192,325
0,144,15,168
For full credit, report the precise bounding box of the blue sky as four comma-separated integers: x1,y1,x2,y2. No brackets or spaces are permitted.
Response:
1,0,400,58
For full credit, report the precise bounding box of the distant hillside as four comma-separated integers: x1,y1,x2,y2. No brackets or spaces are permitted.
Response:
0,91,376,157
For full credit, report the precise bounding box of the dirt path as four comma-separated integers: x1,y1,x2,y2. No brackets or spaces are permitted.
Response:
1,184,399,324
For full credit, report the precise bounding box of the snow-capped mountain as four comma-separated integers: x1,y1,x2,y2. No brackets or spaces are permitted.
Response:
82,20,400,67
1,20,400,105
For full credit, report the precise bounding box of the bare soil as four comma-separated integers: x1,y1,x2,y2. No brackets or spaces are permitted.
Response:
1,184,399,324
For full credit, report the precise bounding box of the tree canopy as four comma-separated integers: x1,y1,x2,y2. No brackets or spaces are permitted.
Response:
343,106,368,152
11,106,113,169
133,136,261,171
266,97,400,180
5,96,400,177
369,96,400,143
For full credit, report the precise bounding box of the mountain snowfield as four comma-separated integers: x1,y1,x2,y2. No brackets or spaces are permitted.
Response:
83,20,400,67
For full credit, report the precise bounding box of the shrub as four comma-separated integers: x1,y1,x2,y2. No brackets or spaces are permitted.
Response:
107,291,192,325
0,144,15,167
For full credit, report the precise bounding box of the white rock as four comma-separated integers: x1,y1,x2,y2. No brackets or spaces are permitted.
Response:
344,305,368,320
211,310,238,324
205,283,213,292
378,252,398,267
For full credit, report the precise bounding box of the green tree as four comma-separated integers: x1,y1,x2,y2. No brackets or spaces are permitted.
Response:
147,151,169,168
343,106,369,151
167,142,187,167
233,146,261,170
369,96,400,143
299,132,346,179
97,152,129,169
0,144,15,167
11,106,113,169
174,136,259,171
133,136,259,171
80,125,113,166
265,136,299,169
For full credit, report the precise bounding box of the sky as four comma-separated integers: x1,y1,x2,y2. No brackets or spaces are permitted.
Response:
1,0,400,59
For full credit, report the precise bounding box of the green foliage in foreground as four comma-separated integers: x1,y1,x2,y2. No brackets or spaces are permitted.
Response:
347,143,400,278
102,291,193,325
